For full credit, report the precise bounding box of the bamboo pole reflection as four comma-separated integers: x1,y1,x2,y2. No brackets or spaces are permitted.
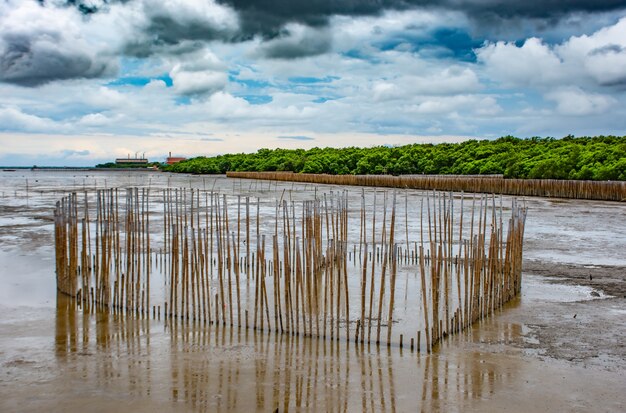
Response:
55,292,524,412
55,293,153,398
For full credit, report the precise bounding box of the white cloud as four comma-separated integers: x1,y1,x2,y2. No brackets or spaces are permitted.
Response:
77,113,124,127
407,95,501,116
82,87,127,109
372,67,481,101
545,87,616,116
171,70,227,95
557,17,626,86
0,106,65,132
477,17,626,89
476,37,565,87
170,50,228,95
198,91,320,122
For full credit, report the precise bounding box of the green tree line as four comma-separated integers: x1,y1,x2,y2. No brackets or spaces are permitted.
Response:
165,135,626,181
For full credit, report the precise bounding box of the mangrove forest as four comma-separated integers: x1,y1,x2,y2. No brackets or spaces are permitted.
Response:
165,135,626,181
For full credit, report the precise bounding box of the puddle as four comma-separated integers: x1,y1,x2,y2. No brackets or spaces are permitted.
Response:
521,275,610,303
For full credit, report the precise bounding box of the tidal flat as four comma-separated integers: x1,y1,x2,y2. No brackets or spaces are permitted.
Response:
0,170,624,412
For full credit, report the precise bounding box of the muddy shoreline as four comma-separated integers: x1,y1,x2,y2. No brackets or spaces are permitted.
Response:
1,171,624,412
524,259,626,297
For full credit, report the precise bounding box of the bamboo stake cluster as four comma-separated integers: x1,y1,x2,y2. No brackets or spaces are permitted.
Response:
55,188,152,315
54,185,527,350
226,171,626,202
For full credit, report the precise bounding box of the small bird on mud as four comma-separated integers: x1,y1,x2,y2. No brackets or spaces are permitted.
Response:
573,314,577,318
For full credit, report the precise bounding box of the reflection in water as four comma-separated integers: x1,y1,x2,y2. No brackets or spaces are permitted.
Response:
55,293,153,399
55,293,522,412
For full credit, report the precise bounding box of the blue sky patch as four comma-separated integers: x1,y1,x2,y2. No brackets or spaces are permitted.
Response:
313,97,339,103
288,76,339,84
431,28,482,62
375,28,482,62
241,95,273,105
118,57,145,75
229,74,272,89
175,96,192,106
341,49,381,64
107,75,173,88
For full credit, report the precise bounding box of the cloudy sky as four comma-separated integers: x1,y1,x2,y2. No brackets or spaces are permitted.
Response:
1,0,625,166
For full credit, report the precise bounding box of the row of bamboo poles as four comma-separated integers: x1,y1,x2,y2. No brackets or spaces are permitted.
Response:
54,186,527,350
226,171,626,201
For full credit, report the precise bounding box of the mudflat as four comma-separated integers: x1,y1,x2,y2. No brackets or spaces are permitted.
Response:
0,171,624,412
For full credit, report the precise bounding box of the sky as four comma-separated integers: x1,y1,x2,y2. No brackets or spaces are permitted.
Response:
1,0,626,166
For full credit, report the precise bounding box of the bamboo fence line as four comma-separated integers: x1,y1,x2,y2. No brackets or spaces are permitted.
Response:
225,171,626,201
54,186,527,351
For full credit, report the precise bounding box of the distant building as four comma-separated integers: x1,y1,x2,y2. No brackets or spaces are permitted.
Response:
116,153,149,165
166,152,186,165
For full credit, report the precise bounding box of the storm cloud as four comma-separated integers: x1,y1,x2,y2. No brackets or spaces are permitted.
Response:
2,0,623,88
254,24,332,59
57,1,626,32
0,32,114,86
0,1,117,86
216,0,626,40
44,1,626,49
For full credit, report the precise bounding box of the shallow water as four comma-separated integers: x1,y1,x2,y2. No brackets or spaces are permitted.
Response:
521,274,610,302
1,170,625,412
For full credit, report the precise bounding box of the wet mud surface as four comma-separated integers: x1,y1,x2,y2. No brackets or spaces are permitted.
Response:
0,171,624,412
524,260,626,297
